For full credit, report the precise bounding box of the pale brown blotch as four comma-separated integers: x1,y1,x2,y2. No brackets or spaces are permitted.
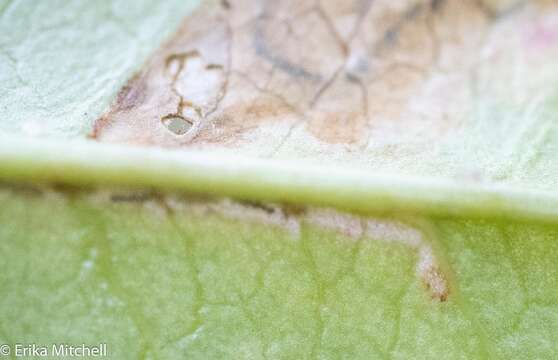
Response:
92,0,547,150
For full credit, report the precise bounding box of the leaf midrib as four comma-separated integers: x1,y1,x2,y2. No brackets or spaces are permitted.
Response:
0,136,557,225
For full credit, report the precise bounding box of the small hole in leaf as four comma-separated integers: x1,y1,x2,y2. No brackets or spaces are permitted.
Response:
162,115,193,135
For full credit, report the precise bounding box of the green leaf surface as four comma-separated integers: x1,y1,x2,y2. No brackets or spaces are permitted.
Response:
2,0,558,359
2,188,558,359
0,0,199,138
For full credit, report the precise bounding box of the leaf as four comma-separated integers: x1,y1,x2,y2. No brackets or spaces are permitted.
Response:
92,0,558,191
2,187,558,359
2,0,558,359
0,0,200,138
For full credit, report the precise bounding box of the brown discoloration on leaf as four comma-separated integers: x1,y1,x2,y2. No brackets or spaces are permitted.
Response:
93,0,557,154
307,111,368,144
205,98,290,133
423,266,449,302
115,74,148,113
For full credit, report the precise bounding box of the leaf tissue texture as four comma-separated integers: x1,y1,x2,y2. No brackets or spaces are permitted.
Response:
94,0,558,191
2,188,558,359
3,0,558,359
0,0,199,138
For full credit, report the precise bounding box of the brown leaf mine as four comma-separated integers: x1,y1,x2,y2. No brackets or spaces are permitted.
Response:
93,0,558,172
94,0,533,150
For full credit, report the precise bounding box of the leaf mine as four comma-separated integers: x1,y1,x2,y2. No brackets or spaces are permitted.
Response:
91,0,558,194
165,193,450,301
6,0,558,357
